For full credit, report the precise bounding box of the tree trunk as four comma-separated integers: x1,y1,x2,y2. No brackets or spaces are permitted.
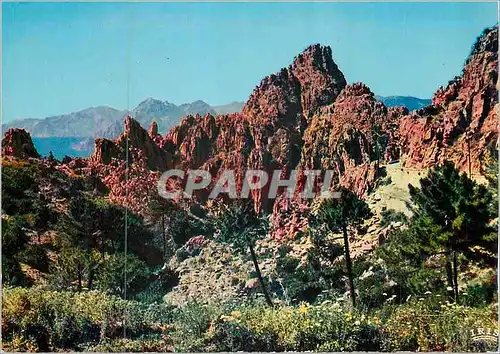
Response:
342,220,356,307
445,255,455,302
453,251,459,303
467,138,472,177
77,263,83,291
248,243,273,307
161,213,166,257
87,266,94,290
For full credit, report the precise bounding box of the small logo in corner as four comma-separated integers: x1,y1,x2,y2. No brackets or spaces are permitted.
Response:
470,328,498,343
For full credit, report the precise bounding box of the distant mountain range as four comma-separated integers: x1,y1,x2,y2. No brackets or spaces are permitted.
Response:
2,99,244,139
375,96,431,111
2,96,428,158
2,99,245,158
212,101,246,115
3,106,125,139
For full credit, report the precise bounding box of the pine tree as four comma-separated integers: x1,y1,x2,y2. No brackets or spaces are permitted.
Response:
484,147,498,217
147,197,174,259
310,187,372,307
408,161,496,302
212,201,273,306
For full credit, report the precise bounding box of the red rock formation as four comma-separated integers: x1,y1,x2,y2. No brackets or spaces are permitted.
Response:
92,138,120,165
2,128,40,159
94,28,498,237
163,44,348,213
90,116,172,171
4,27,496,243
243,44,346,128
300,83,405,195
398,26,498,174
149,121,159,138
289,44,347,121
157,28,496,240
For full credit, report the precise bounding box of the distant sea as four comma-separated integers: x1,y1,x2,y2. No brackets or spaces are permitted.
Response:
32,137,93,160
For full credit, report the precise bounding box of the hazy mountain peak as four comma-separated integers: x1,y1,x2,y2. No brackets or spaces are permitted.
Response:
212,101,245,115
2,98,260,158
191,99,209,105
375,95,431,111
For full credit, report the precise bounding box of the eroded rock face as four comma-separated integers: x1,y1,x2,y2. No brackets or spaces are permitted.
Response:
92,138,119,165
2,128,40,159
92,28,497,227
149,121,159,138
398,26,498,174
90,116,172,171
300,83,405,195
163,44,349,212
290,44,347,121
243,43,347,129
3,27,497,242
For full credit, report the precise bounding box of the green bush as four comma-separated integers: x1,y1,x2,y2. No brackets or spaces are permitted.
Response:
168,298,497,352
84,337,173,352
18,244,50,272
3,287,497,352
204,320,278,351
460,269,497,308
2,216,30,286
381,296,497,351
462,283,496,307
1,287,171,351
170,302,223,351
379,209,408,228
1,160,38,215
170,301,383,352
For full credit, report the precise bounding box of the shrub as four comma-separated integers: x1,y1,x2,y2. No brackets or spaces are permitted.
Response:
204,320,278,352
17,244,50,272
170,302,223,351
461,269,497,308
194,301,383,352
382,296,498,351
1,160,38,215
462,283,496,307
169,298,497,352
2,216,29,285
1,287,170,351
84,337,173,352
379,209,408,228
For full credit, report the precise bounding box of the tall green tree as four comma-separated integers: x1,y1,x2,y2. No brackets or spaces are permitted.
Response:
376,215,444,299
211,201,273,306
484,147,498,216
2,216,29,285
147,197,174,259
148,196,213,259
408,161,496,302
55,197,124,291
309,187,372,307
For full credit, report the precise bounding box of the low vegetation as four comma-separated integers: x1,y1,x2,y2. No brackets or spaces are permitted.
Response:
1,156,498,352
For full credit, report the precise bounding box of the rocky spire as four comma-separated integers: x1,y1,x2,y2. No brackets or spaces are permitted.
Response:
149,121,159,138
290,44,347,119
243,43,347,128
2,128,40,159
91,116,171,171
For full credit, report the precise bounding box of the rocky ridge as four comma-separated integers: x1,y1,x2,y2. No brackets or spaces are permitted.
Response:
3,27,498,242
399,27,498,173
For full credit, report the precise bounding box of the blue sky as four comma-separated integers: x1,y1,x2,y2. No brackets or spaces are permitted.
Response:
2,2,497,122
